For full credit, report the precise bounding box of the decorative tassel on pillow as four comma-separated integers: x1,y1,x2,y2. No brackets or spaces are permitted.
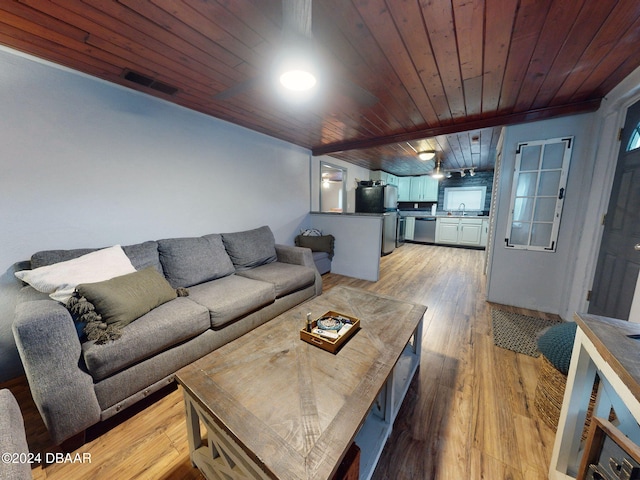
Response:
66,292,122,344
176,287,189,297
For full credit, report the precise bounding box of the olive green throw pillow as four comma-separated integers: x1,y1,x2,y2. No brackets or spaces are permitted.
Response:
76,266,177,328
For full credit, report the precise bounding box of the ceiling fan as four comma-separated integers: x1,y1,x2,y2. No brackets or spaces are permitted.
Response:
213,0,378,108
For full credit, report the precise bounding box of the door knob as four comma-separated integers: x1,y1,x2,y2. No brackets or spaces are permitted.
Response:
636,243,640,251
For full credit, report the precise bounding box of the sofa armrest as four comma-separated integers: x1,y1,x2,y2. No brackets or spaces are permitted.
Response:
0,389,32,479
275,244,322,296
13,300,101,445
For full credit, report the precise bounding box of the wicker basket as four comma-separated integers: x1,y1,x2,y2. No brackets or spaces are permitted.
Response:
534,355,567,429
534,355,602,441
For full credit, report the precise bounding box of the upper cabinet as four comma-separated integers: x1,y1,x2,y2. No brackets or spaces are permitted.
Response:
370,171,398,187
401,176,439,202
398,177,412,201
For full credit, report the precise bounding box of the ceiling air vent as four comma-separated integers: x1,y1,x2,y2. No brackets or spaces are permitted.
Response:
122,69,178,96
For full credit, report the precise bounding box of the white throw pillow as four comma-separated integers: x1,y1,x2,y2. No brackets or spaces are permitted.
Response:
15,245,137,303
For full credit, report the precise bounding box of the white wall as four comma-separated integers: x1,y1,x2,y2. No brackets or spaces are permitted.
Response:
486,113,598,316
0,47,312,382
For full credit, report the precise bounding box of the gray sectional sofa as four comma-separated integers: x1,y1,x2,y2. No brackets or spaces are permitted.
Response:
0,389,32,480
12,226,320,447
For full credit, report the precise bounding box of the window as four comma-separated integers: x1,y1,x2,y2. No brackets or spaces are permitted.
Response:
443,186,487,212
505,137,573,252
627,122,640,151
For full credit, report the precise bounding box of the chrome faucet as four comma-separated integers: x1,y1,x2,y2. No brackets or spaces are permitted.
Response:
458,203,466,215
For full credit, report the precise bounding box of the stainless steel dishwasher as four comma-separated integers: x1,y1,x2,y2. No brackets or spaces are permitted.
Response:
413,217,437,243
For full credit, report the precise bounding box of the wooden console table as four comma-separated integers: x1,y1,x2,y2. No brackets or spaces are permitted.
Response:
549,313,640,479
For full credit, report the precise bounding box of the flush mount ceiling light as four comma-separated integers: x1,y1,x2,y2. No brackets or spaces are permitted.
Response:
276,43,318,92
213,0,378,107
431,159,444,179
276,0,317,95
418,150,436,161
279,69,317,91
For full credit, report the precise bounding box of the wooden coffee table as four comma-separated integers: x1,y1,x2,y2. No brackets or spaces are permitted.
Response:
176,286,426,480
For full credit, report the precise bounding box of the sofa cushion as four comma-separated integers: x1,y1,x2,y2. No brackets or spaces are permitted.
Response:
82,297,210,381
157,234,235,288
187,275,276,328
236,262,316,298
15,245,137,303
221,226,277,271
30,241,162,273
312,251,331,275
122,242,163,274
76,266,177,327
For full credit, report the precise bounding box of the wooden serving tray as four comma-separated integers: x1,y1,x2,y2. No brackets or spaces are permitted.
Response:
300,311,360,354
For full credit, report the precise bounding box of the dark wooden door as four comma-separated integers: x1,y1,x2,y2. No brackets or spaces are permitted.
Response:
589,100,640,319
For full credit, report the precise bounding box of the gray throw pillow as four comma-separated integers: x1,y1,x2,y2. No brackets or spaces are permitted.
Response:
75,266,177,327
157,234,235,288
295,235,335,258
30,241,162,273
221,226,277,271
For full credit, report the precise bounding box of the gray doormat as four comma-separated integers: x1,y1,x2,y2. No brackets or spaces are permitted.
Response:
491,309,561,357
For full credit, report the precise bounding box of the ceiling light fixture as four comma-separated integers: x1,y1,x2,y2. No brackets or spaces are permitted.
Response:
418,150,435,161
431,159,444,179
279,69,317,91
277,0,318,94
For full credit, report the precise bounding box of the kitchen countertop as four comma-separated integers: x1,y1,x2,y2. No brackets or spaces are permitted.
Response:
400,212,489,219
310,211,393,216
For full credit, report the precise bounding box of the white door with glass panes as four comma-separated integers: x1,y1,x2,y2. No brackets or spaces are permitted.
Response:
505,137,573,252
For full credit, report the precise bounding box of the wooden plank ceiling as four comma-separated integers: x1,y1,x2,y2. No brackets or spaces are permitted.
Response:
2,0,640,176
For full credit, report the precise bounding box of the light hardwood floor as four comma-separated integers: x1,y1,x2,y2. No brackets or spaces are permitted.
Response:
2,243,557,479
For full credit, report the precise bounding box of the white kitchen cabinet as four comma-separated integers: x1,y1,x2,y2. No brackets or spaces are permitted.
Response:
436,217,486,247
422,176,439,201
398,177,411,201
404,216,415,240
480,219,489,247
409,177,423,201
435,218,460,244
458,219,483,246
405,176,439,202
370,171,398,186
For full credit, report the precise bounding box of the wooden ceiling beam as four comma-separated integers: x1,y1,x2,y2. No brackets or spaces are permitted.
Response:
312,98,601,156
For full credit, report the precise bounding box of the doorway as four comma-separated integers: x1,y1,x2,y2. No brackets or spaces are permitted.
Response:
589,99,640,319
320,162,347,213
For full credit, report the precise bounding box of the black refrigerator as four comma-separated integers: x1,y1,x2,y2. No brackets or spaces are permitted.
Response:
355,185,398,255
355,185,398,213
